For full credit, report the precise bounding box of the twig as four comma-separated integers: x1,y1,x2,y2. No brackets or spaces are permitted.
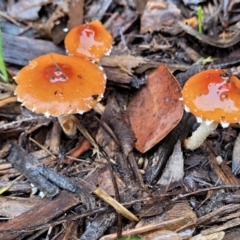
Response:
29,137,55,158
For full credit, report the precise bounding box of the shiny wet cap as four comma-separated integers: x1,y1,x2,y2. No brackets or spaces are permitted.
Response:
182,69,240,125
15,53,106,117
64,20,113,60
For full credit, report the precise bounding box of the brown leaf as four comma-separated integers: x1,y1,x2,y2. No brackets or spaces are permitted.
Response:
140,0,182,35
126,64,183,153
137,202,196,237
100,55,147,74
100,55,147,87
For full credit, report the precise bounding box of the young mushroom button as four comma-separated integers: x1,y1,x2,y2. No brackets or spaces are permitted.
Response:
182,69,240,150
64,20,113,60
15,53,106,136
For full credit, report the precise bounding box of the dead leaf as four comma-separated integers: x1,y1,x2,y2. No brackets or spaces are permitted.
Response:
100,55,147,74
136,202,196,240
192,231,225,240
100,55,147,86
141,0,182,34
126,64,183,153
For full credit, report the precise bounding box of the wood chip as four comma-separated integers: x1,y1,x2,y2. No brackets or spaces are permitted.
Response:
0,191,80,240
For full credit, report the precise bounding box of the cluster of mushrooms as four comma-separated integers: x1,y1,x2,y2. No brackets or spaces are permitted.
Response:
14,21,240,151
15,20,113,136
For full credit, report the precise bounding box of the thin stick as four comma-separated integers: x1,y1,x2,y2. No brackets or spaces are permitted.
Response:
100,217,185,240
0,96,17,107
50,53,68,80
29,137,55,158
94,187,139,222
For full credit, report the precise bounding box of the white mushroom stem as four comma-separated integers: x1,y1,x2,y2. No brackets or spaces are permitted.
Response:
58,115,100,155
184,121,218,150
58,115,77,137
57,103,106,137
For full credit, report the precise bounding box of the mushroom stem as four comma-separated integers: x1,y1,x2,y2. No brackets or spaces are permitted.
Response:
58,115,77,137
59,114,100,156
58,103,105,137
184,121,218,150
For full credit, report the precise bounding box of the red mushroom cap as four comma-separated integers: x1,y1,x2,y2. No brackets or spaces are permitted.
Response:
15,53,106,117
182,69,240,125
64,20,113,60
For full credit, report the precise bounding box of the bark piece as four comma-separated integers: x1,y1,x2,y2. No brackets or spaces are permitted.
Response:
7,143,95,209
8,0,42,21
105,9,138,38
208,149,239,185
81,212,116,240
157,140,184,186
197,203,240,225
0,191,80,240
3,32,64,66
232,132,240,174
144,113,195,184
0,196,43,219
103,96,135,156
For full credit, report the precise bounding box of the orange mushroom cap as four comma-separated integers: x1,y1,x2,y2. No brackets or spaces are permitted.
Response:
182,69,240,125
64,20,113,60
15,53,106,117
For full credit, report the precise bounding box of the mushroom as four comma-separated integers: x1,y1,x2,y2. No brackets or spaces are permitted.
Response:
15,53,106,136
64,20,113,60
182,69,240,150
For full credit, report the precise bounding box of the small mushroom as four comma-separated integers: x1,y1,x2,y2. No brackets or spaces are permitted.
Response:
15,53,106,136
64,20,113,60
182,69,240,150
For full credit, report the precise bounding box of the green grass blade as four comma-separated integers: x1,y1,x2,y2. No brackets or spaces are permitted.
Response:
197,6,203,34
0,20,9,83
